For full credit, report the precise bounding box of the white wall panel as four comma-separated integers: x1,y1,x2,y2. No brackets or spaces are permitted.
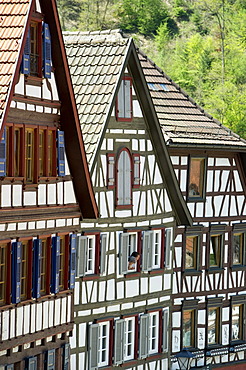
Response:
12,185,22,206
163,273,171,291
48,300,54,328
24,191,36,206
57,181,63,204
2,311,9,340
64,181,76,204
126,279,139,297
140,277,148,295
1,185,11,207
48,184,56,204
106,279,115,300
70,327,77,349
172,330,180,352
79,323,86,347
43,301,49,329
54,299,61,326
16,306,23,336
10,309,15,338
36,303,42,331
23,305,30,334
149,276,162,293
38,184,46,205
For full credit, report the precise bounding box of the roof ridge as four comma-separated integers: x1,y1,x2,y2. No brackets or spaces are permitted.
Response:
63,29,129,45
137,49,246,143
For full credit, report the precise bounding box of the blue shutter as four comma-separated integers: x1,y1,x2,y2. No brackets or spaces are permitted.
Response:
51,236,60,294
21,28,31,74
11,242,22,304
63,343,70,370
0,127,6,176
57,131,65,177
26,357,37,370
69,234,77,289
32,239,42,298
46,349,55,370
42,23,52,78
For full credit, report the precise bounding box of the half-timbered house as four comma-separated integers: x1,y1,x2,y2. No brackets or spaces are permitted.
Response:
64,30,192,370
0,1,97,368
139,50,246,369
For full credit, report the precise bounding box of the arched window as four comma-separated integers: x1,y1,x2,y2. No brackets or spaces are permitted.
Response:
116,149,132,207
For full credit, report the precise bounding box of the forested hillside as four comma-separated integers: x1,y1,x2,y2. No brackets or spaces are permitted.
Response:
57,0,246,138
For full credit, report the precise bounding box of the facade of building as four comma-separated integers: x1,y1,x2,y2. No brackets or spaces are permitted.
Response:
140,51,246,369
64,30,192,370
0,0,97,368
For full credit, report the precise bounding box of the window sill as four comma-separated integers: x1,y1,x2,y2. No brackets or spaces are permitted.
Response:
81,274,100,281
25,75,43,86
115,204,133,210
230,340,246,346
231,265,246,271
149,268,165,275
187,197,206,203
183,269,202,276
206,267,224,273
125,272,141,278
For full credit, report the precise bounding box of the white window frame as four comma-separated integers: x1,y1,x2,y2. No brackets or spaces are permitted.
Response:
86,235,96,274
142,230,162,272
98,322,110,367
148,312,159,355
124,317,135,361
119,232,138,274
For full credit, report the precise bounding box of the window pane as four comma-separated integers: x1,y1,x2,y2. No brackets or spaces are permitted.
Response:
86,236,95,274
26,129,34,183
188,158,205,198
208,307,218,345
124,318,135,360
30,22,39,76
232,304,242,341
14,128,21,177
233,233,243,265
98,322,109,366
185,236,198,269
149,312,159,354
59,237,65,289
183,310,194,347
47,130,54,176
0,245,6,304
210,235,221,267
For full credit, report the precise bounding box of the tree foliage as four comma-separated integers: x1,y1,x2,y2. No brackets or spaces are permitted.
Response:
57,0,246,139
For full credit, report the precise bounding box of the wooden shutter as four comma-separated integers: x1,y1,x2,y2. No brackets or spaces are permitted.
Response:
89,324,99,370
119,233,129,274
100,234,107,274
26,357,37,370
114,319,125,365
133,153,140,188
0,127,6,176
117,150,132,206
46,349,55,370
11,241,22,304
42,23,52,78
32,238,42,298
77,236,88,277
165,228,172,269
51,236,60,294
69,234,77,289
107,154,115,189
117,80,125,119
21,28,30,74
124,79,132,119
57,131,65,177
162,309,169,352
63,343,70,370
139,314,149,359
142,231,154,272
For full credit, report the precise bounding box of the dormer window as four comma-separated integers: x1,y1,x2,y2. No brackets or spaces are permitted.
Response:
116,77,133,121
188,157,206,200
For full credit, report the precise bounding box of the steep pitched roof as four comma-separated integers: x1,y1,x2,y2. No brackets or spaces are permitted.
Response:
138,51,246,150
0,0,98,219
63,30,192,226
0,0,30,124
64,30,130,166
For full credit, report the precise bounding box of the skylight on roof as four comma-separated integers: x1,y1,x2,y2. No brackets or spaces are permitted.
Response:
147,82,169,92
159,83,169,91
147,83,157,91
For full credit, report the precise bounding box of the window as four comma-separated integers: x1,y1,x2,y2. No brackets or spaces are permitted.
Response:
232,232,245,266
185,236,199,270
183,309,195,348
40,238,47,295
207,307,220,345
114,317,136,364
231,304,243,341
139,311,160,358
116,149,132,207
209,234,222,268
20,240,29,299
108,149,140,207
0,244,7,305
4,125,63,181
21,21,51,79
188,157,206,200
59,236,66,290
77,234,107,277
116,77,132,121
26,356,37,370
119,232,139,274
142,230,163,271
89,321,111,369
